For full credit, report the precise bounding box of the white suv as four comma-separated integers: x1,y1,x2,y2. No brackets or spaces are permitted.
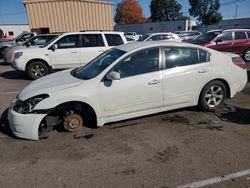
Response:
11,31,127,79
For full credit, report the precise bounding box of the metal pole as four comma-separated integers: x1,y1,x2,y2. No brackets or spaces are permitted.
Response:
234,4,238,28
235,4,238,19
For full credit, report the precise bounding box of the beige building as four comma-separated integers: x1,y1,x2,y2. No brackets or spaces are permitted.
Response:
23,0,114,33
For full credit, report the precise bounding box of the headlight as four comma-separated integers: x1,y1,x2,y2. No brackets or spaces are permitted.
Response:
13,94,49,114
14,52,23,59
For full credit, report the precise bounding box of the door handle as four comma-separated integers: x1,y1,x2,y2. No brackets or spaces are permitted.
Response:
71,51,78,53
198,69,208,73
148,80,160,85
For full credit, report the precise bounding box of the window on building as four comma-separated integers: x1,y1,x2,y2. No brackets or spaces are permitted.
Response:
82,34,104,47
8,31,14,36
105,34,124,46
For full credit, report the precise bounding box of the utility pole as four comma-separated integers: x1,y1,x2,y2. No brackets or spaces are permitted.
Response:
234,4,238,28
234,4,238,20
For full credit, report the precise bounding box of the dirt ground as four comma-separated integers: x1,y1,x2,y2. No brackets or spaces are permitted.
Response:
0,63,250,188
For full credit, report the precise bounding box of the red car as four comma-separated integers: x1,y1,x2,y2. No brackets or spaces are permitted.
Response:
203,29,250,62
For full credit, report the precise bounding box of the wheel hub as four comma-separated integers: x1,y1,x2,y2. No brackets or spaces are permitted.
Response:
63,113,83,132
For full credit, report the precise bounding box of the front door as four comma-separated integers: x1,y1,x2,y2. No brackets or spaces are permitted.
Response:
210,31,233,52
100,48,163,117
49,34,81,69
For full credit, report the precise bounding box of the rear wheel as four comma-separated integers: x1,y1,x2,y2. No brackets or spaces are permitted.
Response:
26,61,49,80
63,113,83,132
199,81,227,111
243,48,250,62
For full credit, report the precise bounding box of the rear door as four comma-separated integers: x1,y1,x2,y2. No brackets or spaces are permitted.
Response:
80,34,107,66
162,47,212,107
232,31,248,55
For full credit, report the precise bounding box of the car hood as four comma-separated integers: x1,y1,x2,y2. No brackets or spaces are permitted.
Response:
18,69,82,100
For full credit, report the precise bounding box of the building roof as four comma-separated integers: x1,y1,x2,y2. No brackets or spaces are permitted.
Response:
23,0,113,5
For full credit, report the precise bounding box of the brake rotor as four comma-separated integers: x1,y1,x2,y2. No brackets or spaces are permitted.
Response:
63,113,83,132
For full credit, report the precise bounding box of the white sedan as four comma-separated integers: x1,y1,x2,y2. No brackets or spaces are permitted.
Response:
8,41,247,140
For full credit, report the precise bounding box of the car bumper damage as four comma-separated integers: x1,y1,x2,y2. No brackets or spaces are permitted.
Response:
8,101,47,140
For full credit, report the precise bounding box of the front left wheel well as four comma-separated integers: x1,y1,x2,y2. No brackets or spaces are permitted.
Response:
39,101,97,134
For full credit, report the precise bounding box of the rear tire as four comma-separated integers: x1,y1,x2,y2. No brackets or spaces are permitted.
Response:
26,61,49,80
199,81,227,111
243,48,250,62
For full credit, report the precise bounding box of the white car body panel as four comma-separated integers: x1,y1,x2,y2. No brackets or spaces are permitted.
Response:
8,41,247,140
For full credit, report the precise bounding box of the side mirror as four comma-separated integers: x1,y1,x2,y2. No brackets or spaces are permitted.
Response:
106,71,121,81
215,37,223,44
51,44,58,51
25,42,31,47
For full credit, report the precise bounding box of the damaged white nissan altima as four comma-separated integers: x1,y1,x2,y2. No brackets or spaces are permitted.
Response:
8,41,247,140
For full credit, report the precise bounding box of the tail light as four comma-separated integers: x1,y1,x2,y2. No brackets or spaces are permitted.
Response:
232,56,246,69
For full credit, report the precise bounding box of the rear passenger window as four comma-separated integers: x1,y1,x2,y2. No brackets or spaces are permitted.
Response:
199,49,209,63
235,32,247,40
82,34,104,47
247,32,250,38
164,47,198,69
105,34,124,46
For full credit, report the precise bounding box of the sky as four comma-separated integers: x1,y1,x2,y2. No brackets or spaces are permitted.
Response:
0,0,250,24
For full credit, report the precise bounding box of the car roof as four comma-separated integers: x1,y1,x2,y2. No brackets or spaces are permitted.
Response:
36,33,60,37
147,32,174,35
115,41,203,52
68,31,124,35
223,29,250,32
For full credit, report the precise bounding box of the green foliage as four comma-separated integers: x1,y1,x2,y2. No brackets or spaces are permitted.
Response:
189,0,223,25
150,0,184,22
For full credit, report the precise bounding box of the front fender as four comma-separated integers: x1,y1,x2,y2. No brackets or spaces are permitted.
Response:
34,95,102,119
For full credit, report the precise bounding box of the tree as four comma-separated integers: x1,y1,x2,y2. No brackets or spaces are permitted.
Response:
189,0,223,25
114,0,146,24
150,0,184,22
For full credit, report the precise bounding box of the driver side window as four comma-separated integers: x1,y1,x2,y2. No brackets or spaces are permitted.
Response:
112,48,159,78
219,32,233,41
56,35,79,49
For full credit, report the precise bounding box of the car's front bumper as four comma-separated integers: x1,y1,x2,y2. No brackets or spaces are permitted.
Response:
12,58,26,71
8,101,47,140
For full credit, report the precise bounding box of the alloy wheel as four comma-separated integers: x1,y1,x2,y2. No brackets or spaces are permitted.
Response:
204,85,224,108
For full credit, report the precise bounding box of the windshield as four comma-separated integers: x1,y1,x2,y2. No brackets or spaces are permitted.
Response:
138,34,150,41
194,32,219,43
72,48,126,80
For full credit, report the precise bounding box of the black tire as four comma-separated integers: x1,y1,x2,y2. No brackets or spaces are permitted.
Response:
199,81,227,111
243,48,250,62
26,61,49,80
